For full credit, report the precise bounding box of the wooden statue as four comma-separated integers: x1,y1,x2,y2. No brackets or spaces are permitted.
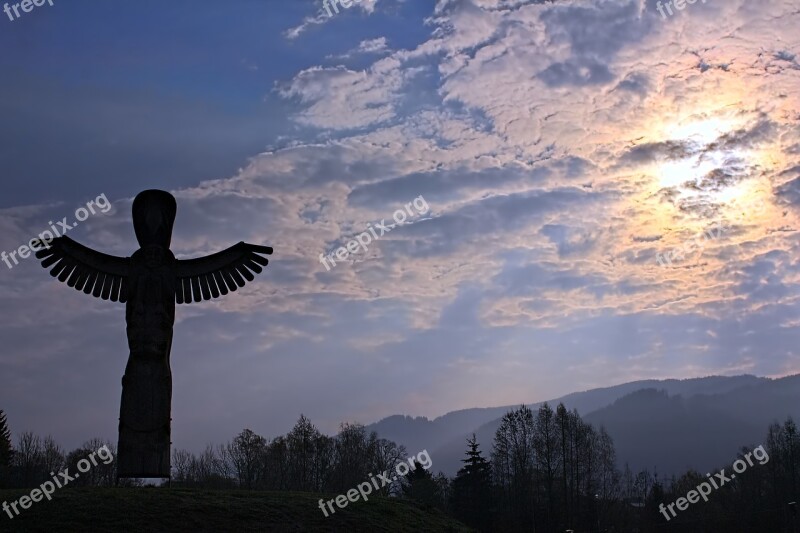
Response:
34,190,273,478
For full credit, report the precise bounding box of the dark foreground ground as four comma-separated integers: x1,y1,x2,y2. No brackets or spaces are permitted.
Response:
0,488,471,532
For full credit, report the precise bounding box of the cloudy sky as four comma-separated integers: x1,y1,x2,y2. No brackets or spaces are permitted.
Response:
1,0,799,451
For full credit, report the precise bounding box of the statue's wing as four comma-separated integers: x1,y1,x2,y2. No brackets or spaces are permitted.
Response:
174,242,272,304
33,236,130,302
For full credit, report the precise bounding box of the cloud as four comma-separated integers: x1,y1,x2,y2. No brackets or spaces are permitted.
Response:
277,59,423,129
3,0,800,448
285,0,385,40
331,37,391,59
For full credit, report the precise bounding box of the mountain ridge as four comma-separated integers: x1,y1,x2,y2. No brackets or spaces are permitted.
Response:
365,374,794,477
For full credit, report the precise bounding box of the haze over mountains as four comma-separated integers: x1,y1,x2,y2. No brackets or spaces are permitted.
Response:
366,375,800,478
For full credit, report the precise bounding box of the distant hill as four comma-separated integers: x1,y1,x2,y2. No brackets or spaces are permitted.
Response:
365,374,791,477
0,488,470,532
585,374,800,476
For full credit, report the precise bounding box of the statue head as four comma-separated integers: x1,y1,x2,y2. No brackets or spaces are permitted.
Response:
132,190,177,248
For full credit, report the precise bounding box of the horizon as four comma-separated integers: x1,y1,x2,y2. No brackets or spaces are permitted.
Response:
373,372,782,424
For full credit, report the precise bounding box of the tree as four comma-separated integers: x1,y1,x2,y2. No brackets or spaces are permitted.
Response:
593,427,620,529
286,414,324,491
371,438,407,496
0,410,12,488
402,460,439,508
765,418,800,530
556,403,571,527
172,448,192,485
452,434,493,531
331,422,372,492
433,472,453,513
492,405,536,530
14,432,44,487
311,433,335,493
40,436,65,479
190,444,235,489
64,439,113,487
227,429,268,489
264,436,289,490
534,402,559,529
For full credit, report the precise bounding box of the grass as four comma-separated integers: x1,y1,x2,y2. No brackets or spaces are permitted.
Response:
0,487,472,532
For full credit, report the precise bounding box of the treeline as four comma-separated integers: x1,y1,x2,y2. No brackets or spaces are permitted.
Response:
641,418,800,532
447,403,800,532
169,414,450,498
0,409,130,488
446,403,626,531
3,406,800,532
474,403,619,531
0,411,446,501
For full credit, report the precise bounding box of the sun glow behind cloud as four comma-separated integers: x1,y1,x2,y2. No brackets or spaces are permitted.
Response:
632,99,788,241
666,117,742,146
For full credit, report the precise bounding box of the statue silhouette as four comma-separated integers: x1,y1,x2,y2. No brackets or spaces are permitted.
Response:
33,190,272,479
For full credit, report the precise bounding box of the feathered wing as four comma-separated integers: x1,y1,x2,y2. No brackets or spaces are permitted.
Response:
33,236,130,302
174,242,272,304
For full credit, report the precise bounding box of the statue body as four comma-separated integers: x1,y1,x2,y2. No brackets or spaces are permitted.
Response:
34,190,272,479
120,246,177,477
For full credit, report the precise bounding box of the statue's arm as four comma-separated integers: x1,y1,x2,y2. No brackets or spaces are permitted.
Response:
33,236,130,302
174,242,272,303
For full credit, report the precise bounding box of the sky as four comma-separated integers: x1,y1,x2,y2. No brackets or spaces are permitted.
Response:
0,0,799,452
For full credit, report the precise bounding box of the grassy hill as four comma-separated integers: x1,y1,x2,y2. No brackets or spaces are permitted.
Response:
0,488,471,532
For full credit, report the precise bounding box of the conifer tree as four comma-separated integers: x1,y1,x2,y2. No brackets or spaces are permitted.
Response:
403,458,439,507
452,434,492,530
0,410,13,487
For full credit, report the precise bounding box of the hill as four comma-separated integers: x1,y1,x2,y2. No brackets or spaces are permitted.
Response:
366,374,769,475
0,488,470,532
584,374,800,476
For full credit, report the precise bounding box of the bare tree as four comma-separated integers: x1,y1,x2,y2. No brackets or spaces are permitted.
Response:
171,449,192,485
14,432,44,487
40,436,65,478
227,429,267,489
287,415,320,491
492,405,536,529
371,437,407,496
